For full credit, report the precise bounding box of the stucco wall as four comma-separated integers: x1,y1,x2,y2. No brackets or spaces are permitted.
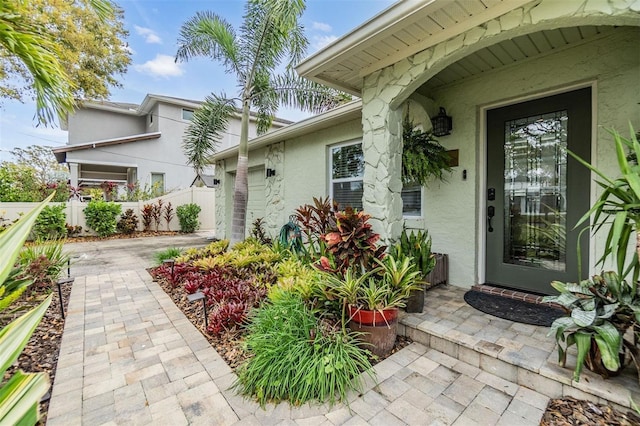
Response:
213,118,363,239
416,27,639,286
281,119,363,222
67,109,146,144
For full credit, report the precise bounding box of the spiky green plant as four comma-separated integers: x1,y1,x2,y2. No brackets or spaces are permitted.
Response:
234,292,373,407
153,247,183,265
0,195,53,424
570,125,640,281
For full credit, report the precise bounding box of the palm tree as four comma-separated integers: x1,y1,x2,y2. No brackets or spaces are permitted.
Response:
176,0,344,244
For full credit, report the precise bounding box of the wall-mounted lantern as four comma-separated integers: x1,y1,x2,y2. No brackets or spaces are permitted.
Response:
431,107,452,137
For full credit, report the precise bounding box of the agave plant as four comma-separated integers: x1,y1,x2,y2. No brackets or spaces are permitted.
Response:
0,195,53,425
544,271,640,382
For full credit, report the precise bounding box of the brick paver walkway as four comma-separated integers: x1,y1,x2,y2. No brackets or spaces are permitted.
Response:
47,235,551,425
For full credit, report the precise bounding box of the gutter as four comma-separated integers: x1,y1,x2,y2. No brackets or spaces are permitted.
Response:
212,100,362,160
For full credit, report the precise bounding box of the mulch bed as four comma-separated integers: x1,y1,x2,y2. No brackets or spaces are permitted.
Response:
2,250,635,424
541,396,640,425
0,284,71,425
52,230,179,244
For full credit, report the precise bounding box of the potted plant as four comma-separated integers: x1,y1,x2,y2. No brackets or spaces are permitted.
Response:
402,116,452,186
390,228,436,313
322,254,422,357
544,272,639,381
545,125,640,382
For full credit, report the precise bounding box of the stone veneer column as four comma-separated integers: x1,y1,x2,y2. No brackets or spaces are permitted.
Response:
359,0,638,243
214,160,226,239
264,142,285,237
361,77,405,244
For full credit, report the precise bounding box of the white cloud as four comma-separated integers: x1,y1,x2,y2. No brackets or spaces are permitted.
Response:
312,35,338,51
134,54,184,78
134,25,162,44
312,21,332,33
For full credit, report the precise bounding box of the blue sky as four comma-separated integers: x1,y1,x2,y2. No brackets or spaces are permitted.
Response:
0,0,395,162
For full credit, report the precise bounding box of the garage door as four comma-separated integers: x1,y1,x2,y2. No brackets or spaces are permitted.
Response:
226,167,266,238
246,167,265,236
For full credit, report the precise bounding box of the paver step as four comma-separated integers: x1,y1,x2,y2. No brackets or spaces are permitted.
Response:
399,286,639,412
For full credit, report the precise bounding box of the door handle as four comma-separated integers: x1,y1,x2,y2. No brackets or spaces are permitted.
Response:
487,205,495,232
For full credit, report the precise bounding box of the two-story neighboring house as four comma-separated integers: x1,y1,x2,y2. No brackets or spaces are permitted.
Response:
53,94,291,194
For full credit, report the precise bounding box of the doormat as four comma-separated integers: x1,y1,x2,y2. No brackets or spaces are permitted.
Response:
463,290,564,327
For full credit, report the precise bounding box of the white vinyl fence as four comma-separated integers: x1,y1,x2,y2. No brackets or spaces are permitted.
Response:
0,187,216,235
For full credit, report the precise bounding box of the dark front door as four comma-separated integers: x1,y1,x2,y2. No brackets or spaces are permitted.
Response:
486,88,591,294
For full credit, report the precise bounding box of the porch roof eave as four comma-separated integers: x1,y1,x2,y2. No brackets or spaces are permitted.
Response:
295,0,530,95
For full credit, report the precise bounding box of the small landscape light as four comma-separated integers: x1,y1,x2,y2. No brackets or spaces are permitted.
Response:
163,258,175,281
187,291,208,328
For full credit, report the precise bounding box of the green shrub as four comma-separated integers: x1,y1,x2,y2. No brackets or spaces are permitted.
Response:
32,204,66,240
154,247,183,265
83,200,122,237
235,292,373,407
17,239,70,290
116,209,139,234
176,203,201,233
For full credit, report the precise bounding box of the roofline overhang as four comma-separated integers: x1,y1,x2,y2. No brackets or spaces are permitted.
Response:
296,0,439,92
212,100,362,161
296,0,531,94
52,132,161,163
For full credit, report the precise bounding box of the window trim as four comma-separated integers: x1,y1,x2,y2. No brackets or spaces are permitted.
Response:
329,139,364,209
181,108,194,121
150,172,165,192
401,183,424,219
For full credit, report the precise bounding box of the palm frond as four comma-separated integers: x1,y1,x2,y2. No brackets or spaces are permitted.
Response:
240,0,307,95
0,2,76,125
251,71,277,134
176,11,241,76
182,94,236,173
269,70,348,114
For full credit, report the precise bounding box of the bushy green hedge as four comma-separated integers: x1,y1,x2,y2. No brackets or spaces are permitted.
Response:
83,200,121,237
176,203,201,233
32,204,66,240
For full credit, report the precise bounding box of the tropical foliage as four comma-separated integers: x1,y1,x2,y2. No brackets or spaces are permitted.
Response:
0,0,130,123
546,125,640,382
571,125,640,282
0,195,53,425
545,272,640,382
234,292,372,407
402,116,452,186
175,0,345,242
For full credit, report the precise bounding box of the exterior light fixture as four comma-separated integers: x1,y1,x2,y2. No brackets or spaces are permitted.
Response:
163,259,175,281
187,291,208,328
266,168,276,178
431,107,452,137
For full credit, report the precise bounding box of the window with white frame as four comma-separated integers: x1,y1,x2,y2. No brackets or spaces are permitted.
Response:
402,183,422,217
329,142,423,215
151,173,165,193
182,108,194,121
330,142,364,210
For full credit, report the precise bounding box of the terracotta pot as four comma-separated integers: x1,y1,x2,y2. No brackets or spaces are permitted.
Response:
348,319,398,358
348,306,398,326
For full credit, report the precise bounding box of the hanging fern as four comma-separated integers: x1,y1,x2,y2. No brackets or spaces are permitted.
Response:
402,116,452,186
